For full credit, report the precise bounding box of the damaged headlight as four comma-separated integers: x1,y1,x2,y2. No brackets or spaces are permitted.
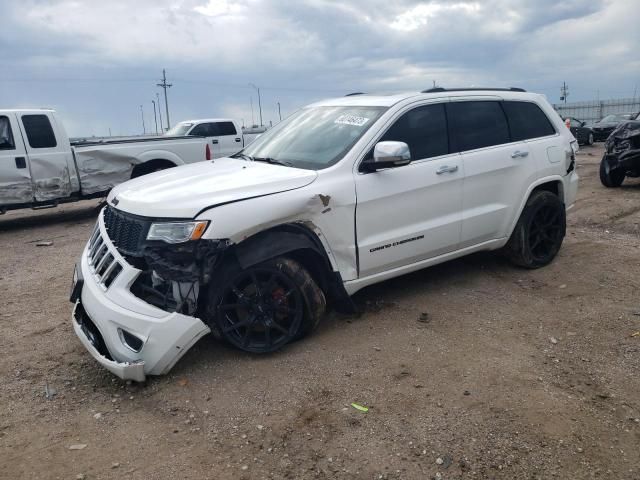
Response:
147,221,209,244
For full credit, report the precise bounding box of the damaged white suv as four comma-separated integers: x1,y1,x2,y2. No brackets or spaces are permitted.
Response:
71,88,579,381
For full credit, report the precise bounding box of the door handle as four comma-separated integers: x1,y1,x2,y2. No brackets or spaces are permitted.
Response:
15,157,26,169
211,139,219,144
511,150,529,159
436,165,458,175
235,138,241,142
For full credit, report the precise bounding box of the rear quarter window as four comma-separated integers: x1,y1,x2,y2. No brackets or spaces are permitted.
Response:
218,122,237,136
447,101,510,152
22,114,57,148
0,116,16,150
502,101,556,141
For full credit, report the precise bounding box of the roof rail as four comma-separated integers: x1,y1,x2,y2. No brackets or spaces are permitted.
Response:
345,92,366,96
421,87,526,93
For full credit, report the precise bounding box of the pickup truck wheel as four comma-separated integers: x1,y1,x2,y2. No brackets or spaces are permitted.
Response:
599,156,625,187
504,191,566,269
209,257,325,353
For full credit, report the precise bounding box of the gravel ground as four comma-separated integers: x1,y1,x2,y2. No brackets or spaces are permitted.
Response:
1,143,639,479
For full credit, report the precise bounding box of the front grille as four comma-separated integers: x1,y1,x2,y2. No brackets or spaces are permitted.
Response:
87,227,123,288
103,206,151,257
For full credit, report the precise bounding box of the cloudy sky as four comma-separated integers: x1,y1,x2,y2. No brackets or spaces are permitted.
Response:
1,0,638,136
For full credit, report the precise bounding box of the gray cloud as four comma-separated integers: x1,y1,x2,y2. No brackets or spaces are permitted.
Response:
0,0,637,136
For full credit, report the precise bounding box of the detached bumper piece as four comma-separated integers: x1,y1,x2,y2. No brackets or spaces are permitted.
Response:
72,301,146,382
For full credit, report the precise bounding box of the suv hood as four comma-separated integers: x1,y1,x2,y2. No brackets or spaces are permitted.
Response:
108,158,318,218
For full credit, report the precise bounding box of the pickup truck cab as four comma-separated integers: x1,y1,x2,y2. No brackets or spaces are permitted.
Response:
71,88,579,381
166,118,260,158
0,109,210,213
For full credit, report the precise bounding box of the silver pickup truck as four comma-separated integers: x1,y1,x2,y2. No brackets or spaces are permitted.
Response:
0,109,210,213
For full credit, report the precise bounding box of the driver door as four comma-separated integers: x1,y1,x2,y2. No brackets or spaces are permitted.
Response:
354,103,463,277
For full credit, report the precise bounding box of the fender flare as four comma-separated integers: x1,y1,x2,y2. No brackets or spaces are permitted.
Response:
234,228,327,270
507,175,565,236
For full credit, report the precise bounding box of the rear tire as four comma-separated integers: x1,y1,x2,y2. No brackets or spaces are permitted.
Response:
504,191,566,269
206,256,325,353
599,156,625,187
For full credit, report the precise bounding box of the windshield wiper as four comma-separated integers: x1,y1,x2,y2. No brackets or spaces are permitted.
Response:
253,157,293,167
232,152,254,161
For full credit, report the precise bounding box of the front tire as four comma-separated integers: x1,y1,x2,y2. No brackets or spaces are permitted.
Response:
504,191,566,269
599,156,625,187
587,132,594,145
207,257,325,353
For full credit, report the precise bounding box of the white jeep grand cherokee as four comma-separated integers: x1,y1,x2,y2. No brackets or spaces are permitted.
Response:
71,87,579,381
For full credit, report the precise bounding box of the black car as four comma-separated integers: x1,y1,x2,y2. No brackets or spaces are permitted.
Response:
599,120,640,187
591,112,639,141
565,117,594,145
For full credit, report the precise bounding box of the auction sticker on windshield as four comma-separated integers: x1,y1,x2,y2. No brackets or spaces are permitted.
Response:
334,114,370,127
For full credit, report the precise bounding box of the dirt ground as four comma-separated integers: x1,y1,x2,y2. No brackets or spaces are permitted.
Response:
1,143,639,480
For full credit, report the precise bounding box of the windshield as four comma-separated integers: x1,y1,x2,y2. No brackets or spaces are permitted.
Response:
165,122,194,136
599,114,631,123
240,106,387,170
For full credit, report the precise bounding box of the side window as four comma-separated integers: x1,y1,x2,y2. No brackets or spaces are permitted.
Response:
447,101,510,152
0,116,16,150
22,114,57,148
380,103,448,160
191,123,222,136
502,101,556,141
218,121,238,136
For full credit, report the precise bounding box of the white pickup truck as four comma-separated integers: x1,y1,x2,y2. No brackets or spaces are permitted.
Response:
0,109,210,213
71,88,579,381
165,118,263,158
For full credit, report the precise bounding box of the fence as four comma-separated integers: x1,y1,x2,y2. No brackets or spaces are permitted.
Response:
552,98,640,124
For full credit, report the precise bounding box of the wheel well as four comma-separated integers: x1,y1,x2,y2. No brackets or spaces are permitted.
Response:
131,159,176,178
532,180,563,200
229,224,356,313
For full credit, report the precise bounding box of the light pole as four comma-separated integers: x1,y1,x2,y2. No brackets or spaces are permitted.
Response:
277,102,282,122
140,104,146,134
249,83,263,126
156,93,164,131
151,100,158,134
250,96,254,126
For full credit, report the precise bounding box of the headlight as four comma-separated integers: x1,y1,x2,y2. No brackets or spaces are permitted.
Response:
146,221,209,244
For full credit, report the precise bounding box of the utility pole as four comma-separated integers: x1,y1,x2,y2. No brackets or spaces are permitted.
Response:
156,93,164,132
277,102,282,122
560,81,569,104
250,96,254,126
249,83,263,126
152,100,158,134
140,104,146,134
156,69,172,129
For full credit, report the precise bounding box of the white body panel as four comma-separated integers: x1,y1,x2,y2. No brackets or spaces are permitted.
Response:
0,109,208,209
171,118,259,158
72,90,580,379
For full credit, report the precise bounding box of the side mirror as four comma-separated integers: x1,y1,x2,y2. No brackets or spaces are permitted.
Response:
361,141,411,172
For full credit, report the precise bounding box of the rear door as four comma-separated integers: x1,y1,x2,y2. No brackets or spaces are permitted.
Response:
355,102,464,277
0,113,33,205
190,122,221,157
216,121,243,157
447,100,539,248
20,113,73,202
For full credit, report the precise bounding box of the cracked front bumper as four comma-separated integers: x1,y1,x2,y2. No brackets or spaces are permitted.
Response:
71,212,211,381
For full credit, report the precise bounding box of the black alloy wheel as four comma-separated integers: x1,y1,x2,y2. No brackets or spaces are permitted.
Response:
215,263,308,353
504,190,566,268
526,204,564,264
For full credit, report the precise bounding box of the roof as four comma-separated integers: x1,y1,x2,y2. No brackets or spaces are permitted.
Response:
0,108,55,114
309,89,542,108
176,118,235,124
